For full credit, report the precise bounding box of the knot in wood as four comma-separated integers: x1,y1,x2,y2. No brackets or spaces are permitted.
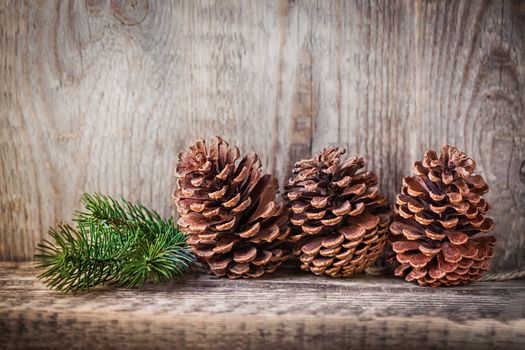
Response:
111,0,148,26
520,160,525,184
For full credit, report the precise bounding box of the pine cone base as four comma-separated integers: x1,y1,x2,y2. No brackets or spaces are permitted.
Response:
294,213,390,277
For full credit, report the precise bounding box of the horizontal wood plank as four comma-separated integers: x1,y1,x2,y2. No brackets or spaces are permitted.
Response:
1,262,524,349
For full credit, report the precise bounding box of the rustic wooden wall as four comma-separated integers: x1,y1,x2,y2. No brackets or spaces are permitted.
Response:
1,0,524,271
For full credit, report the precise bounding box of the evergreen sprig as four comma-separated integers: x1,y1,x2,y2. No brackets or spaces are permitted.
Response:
36,193,194,293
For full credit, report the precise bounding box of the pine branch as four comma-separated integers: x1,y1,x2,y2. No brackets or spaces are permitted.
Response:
36,193,194,293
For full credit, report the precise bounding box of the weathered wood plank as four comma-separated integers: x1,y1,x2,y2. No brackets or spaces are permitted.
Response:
0,0,524,271
308,0,417,198
1,262,524,349
0,0,292,260
412,0,525,271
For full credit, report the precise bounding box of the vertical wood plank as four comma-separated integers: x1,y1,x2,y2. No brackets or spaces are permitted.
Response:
278,0,417,199
0,0,523,270
0,0,290,260
413,0,525,271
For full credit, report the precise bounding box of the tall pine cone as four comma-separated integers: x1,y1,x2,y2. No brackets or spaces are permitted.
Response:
174,137,291,278
390,145,496,287
284,147,391,278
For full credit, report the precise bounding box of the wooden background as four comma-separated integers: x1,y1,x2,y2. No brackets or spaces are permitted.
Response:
0,0,524,272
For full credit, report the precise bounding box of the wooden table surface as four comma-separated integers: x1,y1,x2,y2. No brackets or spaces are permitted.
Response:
1,262,524,350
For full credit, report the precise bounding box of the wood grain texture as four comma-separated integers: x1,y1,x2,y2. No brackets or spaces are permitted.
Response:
412,0,525,273
1,262,524,349
0,0,524,270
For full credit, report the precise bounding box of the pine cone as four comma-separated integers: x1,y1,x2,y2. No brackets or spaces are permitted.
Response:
390,145,496,287
174,137,291,278
284,147,391,278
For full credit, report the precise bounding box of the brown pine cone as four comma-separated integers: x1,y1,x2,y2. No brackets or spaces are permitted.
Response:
390,145,496,287
284,147,391,278
173,137,291,279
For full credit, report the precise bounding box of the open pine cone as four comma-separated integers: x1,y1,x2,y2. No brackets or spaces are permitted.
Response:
174,137,291,278
390,145,496,287
284,147,391,278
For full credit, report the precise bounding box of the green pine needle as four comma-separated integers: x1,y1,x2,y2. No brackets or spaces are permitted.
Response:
36,193,194,293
